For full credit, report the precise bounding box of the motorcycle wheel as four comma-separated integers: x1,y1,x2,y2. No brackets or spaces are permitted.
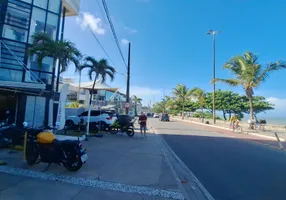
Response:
26,143,38,165
126,128,135,137
109,127,119,134
63,160,83,172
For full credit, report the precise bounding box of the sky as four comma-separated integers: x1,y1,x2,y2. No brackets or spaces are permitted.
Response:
62,0,286,118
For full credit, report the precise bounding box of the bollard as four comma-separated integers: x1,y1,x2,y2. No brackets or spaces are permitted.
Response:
23,131,27,160
274,132,284,150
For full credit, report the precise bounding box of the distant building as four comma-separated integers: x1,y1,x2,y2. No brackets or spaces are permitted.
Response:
62,80,127,114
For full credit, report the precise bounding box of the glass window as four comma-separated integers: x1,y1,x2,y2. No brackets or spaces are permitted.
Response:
25,70,39,83
2,24,28,43
29,7,46,43
20,0,32,3
33,0,48,9
0,68,23,82
40,72,53,85
28,56,54,73
48,0,61,13
6,3,30,29
46,12,58,40
25,96,46,127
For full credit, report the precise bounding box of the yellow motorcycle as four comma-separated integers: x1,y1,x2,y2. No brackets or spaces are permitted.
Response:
24,122,87,171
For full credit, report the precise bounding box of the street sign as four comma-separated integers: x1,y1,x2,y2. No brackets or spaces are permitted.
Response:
125,102,130,108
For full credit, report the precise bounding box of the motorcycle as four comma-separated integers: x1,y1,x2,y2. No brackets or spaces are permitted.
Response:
24,122,88,172
109,115,135,137
0,121,25,148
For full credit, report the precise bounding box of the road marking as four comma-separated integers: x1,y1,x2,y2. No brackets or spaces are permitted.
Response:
0,166,184,200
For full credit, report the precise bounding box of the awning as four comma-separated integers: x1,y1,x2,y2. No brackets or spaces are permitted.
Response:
75,81,119,92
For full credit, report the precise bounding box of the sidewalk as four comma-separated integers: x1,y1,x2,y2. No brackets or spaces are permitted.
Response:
0,128,185,200
174,116,286,141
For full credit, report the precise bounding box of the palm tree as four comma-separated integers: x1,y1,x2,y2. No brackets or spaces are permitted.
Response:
190,87,206,122
133,95,142,116
27,33,82,92
212,51,286,120
79,56,116,139
172,84,192,119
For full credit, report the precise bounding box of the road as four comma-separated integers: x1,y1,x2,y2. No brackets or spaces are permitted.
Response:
149,118,286,200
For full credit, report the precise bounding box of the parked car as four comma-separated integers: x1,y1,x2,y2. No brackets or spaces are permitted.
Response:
153,113,160,118
160,113,169,121
65,110,115,130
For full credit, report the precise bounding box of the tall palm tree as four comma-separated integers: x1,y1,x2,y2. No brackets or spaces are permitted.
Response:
172,84,192,119
133,95,142,116
27,33,82,91
212,51,286,120
79,56,116,139
190,87,206,122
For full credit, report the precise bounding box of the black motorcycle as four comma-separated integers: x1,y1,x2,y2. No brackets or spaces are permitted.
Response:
25,124,88,171
109,115,135,137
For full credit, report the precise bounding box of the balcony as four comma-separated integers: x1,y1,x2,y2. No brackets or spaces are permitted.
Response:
62,0,80,16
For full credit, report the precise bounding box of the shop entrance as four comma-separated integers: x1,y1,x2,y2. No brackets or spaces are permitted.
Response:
0,93,18,124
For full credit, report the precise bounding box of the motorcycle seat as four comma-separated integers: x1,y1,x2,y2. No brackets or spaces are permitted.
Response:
53,139,79,146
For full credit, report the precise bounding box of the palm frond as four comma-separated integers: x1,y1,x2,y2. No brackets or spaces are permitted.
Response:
88,68,95,81
212,78,242,86
255,61,286,85
106,71,114,81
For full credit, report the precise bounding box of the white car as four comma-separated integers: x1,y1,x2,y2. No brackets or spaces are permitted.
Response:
153,113,159,118
65,110,115,130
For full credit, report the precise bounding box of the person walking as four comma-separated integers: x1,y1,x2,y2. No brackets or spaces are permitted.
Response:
138,112,147,138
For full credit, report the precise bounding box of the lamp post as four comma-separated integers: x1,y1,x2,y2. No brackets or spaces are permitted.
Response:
207,30,220,124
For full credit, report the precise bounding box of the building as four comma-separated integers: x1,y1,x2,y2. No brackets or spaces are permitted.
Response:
0,0,80,126
63,80,128,114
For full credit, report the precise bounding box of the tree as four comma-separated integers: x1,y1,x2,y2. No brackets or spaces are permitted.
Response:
172,84,192,119
212,52,286,120
27,33,82,91
79,57,116,138
133,95,142,116
243,96,274,121
190,87,206,122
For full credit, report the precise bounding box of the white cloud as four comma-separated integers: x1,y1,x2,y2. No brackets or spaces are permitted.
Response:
124,26,138,34
76,12,105,35
266,97,286,112
121,38,129,45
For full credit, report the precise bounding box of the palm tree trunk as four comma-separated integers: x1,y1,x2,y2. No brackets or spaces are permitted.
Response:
201,107,204,122
85,76,98,140
182,103,185,119
248,95,254,120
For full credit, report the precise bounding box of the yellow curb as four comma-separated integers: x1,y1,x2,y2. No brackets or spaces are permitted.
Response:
10,145,24,151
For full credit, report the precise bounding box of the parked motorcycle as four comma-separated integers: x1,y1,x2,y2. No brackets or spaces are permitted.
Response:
0,120,25,148
24,122,88,171
109,115,135,137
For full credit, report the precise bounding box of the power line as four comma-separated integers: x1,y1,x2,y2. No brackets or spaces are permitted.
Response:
87,26,126,77
101,0,128,69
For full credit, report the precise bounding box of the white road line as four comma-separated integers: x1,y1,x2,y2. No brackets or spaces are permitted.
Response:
0,166,184,200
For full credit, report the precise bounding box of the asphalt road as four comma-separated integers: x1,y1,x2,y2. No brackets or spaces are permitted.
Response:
149,118,286,200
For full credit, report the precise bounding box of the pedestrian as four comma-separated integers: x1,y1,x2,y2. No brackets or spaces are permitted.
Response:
229,114,237,131
138,112,147,138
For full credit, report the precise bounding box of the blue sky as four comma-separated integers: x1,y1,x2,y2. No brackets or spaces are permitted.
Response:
62,0,286,117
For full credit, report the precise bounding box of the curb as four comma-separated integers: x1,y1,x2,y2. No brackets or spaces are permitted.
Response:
173,117,285,142
149,122,214,200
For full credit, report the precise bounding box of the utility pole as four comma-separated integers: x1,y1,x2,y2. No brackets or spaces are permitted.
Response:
125,42,131,114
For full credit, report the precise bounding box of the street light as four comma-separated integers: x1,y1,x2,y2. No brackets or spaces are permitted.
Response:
207,30,221,124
